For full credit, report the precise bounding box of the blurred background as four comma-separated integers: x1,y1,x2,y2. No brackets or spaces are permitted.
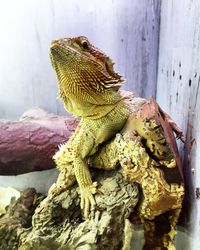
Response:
0,0,160,119
0,0,199,248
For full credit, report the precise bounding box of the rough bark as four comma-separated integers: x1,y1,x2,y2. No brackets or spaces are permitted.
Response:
0,188,45,250
0,108,79,175
0,171,139,250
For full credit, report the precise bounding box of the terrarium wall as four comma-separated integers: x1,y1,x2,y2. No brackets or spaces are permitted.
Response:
156,0,200,248
0,0,160,119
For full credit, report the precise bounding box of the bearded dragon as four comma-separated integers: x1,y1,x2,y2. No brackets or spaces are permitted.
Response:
50,36,132,217
49,36,183,219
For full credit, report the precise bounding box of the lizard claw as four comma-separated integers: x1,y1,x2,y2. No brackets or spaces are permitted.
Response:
80,182,97,218
90,181,98,194
176,132,185,142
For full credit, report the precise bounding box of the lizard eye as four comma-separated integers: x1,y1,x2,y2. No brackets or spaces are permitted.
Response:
81,40,89,49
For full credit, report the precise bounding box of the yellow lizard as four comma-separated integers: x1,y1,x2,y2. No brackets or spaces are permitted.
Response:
49,36,132,218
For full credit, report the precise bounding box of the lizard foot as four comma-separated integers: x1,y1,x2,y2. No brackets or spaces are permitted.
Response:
48,169,75,197
80,182,98,218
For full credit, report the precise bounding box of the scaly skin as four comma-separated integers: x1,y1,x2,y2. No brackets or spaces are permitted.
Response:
49,36,131,217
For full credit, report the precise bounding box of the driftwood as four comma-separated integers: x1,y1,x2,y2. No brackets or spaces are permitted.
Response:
0,173,138,250
0,98,184,249
0,108,78,175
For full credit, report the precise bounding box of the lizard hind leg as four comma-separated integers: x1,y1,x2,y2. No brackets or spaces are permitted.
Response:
48,154,76,197
48,125,82,197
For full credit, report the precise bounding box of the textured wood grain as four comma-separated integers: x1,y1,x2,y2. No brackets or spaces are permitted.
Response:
0,108,78,175
0,0,160,119
157,0,200,247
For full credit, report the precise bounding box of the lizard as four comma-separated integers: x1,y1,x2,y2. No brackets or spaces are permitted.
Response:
49,36,183,219
49,36,133,218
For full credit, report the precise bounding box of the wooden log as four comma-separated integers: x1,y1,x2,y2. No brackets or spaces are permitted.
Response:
0,108,79,175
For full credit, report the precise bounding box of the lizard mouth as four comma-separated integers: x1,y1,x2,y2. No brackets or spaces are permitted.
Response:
50,41,81,59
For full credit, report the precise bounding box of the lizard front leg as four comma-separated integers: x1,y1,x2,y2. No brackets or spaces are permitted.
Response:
50,120,98,218
73,156,97,218
71,124,98,218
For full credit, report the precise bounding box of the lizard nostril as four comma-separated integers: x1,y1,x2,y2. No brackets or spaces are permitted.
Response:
51,39,68,48
50,39,64,50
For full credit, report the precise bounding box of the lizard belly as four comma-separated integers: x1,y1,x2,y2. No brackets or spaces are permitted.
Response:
83,101,131,156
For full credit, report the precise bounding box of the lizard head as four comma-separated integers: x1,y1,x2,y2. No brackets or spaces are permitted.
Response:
49,36,124,97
